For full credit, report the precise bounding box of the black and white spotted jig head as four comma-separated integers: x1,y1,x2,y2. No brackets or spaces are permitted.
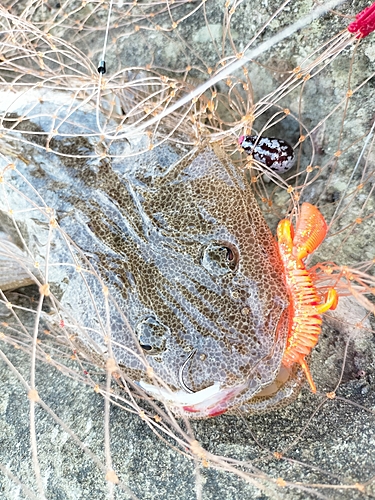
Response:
239,135,295,174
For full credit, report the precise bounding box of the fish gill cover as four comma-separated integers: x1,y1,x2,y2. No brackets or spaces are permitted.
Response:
0,0,374,499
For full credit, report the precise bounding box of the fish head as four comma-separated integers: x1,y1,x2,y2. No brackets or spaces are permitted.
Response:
118,146,296,416
0,92,297,417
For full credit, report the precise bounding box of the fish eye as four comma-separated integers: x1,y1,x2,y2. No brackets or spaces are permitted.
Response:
135,316,168,355
201,242,239,276
226,247,234,262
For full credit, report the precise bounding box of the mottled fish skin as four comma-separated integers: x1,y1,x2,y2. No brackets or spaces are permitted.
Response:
0,91,303,415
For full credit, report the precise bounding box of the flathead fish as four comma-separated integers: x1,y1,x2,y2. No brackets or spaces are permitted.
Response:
0,90,303,417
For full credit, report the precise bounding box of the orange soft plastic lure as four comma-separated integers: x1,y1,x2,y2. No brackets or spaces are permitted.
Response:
277,203,338,393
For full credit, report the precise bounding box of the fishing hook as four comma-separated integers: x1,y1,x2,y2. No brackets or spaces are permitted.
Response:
178,349,197,394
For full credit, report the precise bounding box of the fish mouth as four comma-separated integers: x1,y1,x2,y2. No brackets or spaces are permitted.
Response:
138,365,292,417
138,379,248,417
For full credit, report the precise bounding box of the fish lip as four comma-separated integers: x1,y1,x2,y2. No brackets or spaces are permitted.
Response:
138,379,249,417
182,383,247,417
138,380,222,406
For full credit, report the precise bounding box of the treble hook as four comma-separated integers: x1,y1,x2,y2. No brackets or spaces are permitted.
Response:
178,349,197,394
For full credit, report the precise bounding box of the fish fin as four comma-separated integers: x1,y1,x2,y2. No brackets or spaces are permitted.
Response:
0,235,34,291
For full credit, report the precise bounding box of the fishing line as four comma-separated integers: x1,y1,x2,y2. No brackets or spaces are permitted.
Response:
93,0,345,142
328,118,375,229
96,0,114,133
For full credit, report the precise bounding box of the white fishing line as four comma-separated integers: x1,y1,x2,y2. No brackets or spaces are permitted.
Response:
94,0,345,141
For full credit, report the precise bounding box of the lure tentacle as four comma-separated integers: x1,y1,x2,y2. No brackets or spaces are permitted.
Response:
292,203,327,262
277,203,338,393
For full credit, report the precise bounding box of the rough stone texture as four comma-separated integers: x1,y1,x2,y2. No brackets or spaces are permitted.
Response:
0,1,375,499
